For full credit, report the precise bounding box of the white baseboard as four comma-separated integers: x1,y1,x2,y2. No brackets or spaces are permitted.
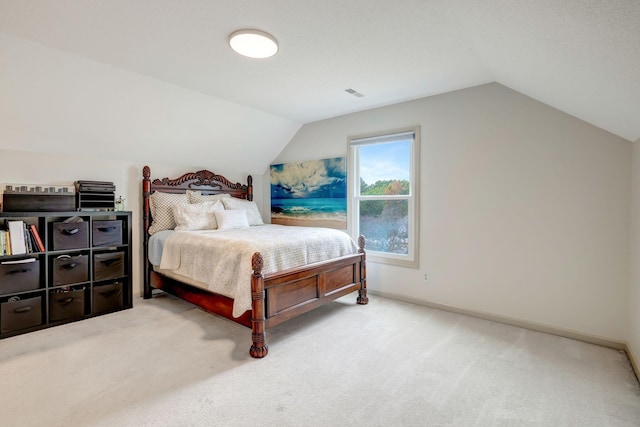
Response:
626,345,640,383
369,290,627,350
369,290,640,381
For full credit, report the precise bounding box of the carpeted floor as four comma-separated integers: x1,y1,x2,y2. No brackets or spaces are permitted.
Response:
1,293,639,426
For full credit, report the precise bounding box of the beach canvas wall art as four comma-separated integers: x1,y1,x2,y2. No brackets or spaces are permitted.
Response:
270,157,347,229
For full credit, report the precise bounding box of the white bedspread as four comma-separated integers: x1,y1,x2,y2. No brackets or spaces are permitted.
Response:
159,225,358,317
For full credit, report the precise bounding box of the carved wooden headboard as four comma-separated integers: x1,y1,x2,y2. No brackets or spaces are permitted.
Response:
142,165,253,231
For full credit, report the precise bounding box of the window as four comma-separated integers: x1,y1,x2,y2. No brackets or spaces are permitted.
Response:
348,127,420,268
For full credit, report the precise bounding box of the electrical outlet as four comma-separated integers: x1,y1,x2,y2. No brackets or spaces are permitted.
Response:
423,273,429,283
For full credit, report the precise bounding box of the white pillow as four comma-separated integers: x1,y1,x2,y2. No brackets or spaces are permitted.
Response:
221,198,263,226
214,210,250,230
188,190,231,204
172,200,224,231
148,191,190,235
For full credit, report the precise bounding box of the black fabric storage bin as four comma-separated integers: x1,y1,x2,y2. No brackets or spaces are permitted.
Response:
49,289,85,322
1,296,42,334
93,283,123,313
52,255,89,286
0,257,40,295
93,220,123,247
93,252,124,281
52,221,89,250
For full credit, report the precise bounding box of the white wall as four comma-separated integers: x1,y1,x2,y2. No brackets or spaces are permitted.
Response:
274,83,631,342
0,148,263,296
630,138,640,365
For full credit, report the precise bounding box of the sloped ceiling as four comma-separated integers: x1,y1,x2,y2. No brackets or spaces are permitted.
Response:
0,32,300,175
0,0,638,172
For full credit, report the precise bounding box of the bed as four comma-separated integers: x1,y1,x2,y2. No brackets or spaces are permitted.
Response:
142,166,368,358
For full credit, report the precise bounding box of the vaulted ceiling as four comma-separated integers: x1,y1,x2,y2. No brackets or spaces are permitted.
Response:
1,1,639,171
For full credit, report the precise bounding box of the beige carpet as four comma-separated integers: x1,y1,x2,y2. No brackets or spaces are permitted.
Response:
1,293,639,426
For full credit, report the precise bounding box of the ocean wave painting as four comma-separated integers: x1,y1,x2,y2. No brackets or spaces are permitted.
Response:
270,157,347,229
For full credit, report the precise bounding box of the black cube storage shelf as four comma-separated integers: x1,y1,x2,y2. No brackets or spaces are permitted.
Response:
0,211,132,338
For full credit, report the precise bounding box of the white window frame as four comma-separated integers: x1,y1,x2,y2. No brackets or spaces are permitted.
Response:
348,126,420,268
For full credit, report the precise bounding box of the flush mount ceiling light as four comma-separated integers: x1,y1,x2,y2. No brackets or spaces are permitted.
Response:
228,29,279,59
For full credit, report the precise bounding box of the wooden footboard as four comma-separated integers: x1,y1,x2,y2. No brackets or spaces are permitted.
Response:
148,245,367,359
250,237,367,358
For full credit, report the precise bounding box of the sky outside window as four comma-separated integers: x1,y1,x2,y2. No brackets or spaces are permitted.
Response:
358,139,411,185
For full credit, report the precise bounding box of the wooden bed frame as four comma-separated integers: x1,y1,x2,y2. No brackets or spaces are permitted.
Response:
142,166,368,358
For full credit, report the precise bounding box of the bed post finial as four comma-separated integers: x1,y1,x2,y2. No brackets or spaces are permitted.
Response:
247,175,253,201
251,251,263,273
250,252,268,358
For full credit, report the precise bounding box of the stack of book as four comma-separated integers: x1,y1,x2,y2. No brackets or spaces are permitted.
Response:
75,180,115,211
0,220,45,255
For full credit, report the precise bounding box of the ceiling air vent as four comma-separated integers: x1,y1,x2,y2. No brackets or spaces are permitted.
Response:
345,88,364,98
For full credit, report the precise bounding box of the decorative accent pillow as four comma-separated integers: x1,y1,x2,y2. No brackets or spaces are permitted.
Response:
148,191,190,235
214,210,250,230
221,197,264,226
172,200,224,231
187,190,232,204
